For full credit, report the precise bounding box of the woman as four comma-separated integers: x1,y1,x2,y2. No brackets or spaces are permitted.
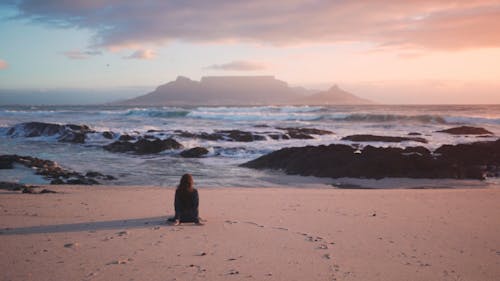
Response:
173,173,202,225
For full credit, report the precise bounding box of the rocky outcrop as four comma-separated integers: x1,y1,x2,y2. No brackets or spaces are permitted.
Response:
342,134,428,143
6,122,95,143
0,155,115,184
118,134,136,141
174,127,333,142
0,181,56,194
437,126,493,135
102,131,115,139
241,139,500,180
103,137,183,154
278,127,334,139
180,147,210,158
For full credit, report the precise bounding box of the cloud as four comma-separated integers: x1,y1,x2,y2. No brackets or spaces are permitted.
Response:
0,59,8,69
63,49,102,60
205,60,265,71
11,1,500,50
123,49,156,60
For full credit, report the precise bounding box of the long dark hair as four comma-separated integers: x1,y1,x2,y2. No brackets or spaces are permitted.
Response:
177,173,194,192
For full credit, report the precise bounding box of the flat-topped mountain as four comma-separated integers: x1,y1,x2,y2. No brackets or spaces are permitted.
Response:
117,76,371,106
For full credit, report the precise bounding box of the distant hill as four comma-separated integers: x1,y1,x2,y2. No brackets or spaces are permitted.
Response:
294,85,372,105
117,76,371,106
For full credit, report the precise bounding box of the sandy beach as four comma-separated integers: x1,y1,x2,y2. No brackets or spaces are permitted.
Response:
1,185,499,281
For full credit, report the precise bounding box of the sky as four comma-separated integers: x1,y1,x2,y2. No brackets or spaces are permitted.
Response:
0,0,499,104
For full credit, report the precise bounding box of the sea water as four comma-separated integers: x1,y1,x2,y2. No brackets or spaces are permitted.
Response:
1,105,499,188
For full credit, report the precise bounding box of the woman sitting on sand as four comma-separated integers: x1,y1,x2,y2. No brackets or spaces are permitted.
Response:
173,173,202,225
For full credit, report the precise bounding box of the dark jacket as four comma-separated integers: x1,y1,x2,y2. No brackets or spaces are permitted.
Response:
174,188,199,223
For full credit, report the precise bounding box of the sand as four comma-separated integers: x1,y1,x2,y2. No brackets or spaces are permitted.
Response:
1,185,499,281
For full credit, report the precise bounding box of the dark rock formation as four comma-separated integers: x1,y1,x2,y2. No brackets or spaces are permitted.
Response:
175,130,265,142
218,130,266,142
0,157,14,169
408,132,422,136
0,181,57,194
175,131,224,141
0,181,33,191
0,155,115,185
86,171,116,180
180,147,210,158
40,189,57,194
278,127,334,140
241,139,500,180
118,134,135,141
102,131,115,139
174,127,332,142
103,137,183,154
437,126,493,135
342,134,428,144
6,122,95,143
268,134,290,140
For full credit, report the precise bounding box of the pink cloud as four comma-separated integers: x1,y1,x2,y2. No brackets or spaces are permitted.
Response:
123,49,156,60
0,59,8,69
13,1,500,50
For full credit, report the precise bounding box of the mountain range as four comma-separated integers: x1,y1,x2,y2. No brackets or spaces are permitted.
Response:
117,76,371,106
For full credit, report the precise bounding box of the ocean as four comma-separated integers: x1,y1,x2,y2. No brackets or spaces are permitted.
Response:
1,104,500,188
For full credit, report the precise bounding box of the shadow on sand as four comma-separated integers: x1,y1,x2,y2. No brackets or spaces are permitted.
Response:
0,216,172,235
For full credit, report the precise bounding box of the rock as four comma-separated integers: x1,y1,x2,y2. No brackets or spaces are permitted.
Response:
22,187,36,193
66,178,99,185
40,189,57,194
268,134,290,140
104,137,183,154
102,131,115,139
0,156,15,169
176,130,266,142
0,182,56,194
134,138,183,154
58,132,86,143
216,130,266,142
50,178,65,185
6,122,94,143
342,134,428,143
437,126,493,135
118,134,135,141
85,171,116,180
0,181,34,191
241,139,500,180
180,147,210,158
277,127,333,139
175,128,332,142
103,141,136,153
1,154,102,185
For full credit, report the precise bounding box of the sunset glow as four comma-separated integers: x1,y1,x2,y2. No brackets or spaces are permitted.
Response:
0,0,499,103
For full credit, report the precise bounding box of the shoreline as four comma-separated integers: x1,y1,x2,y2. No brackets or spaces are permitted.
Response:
1,185,499,281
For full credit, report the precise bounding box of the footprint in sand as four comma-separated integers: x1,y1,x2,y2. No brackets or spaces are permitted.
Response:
116,230,129,236
107,258,133,265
